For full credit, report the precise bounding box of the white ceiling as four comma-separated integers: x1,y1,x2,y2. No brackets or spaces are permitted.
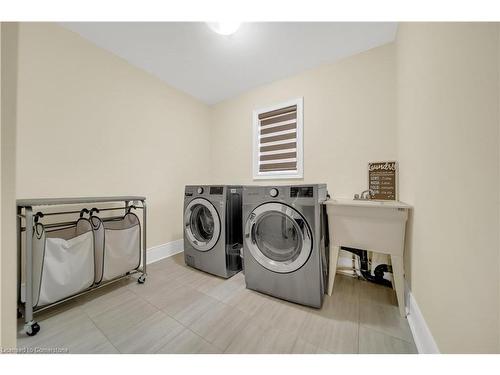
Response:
60,22,398,104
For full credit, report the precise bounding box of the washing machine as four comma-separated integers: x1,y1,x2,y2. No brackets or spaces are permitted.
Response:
183,185,243,278
242,184,329,308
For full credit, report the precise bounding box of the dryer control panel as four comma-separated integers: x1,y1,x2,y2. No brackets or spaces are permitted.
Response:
210,186,224,195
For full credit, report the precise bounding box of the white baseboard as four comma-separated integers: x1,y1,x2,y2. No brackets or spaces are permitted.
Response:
146,239,184,265
405,282,440,353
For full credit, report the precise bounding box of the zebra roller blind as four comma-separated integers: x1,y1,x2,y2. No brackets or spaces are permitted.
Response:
253,98,303,179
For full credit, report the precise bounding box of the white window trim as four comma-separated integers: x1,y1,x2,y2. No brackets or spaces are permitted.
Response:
252,97,304,180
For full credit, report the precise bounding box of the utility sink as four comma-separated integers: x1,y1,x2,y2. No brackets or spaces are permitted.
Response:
330,198,412,208
324,198,412,317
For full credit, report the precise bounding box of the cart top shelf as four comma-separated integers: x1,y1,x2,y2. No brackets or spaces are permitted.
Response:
17,196,146,207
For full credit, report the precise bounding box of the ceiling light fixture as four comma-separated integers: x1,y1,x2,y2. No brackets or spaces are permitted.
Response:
206,22,241,36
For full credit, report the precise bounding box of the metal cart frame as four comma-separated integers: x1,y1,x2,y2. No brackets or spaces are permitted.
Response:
17,196,147,336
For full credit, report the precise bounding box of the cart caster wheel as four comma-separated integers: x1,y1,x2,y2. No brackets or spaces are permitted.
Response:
138,275,146,284
25,322,40,337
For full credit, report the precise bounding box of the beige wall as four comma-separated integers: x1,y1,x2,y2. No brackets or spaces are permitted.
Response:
1,22,19,349
16,23,211,247
397,23,500,353
210,43,397,196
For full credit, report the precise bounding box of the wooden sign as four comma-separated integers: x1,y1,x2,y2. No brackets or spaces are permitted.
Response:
368,161,397,200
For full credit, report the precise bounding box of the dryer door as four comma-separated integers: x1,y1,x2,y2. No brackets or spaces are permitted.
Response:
244,202,312,273
184,198,221,252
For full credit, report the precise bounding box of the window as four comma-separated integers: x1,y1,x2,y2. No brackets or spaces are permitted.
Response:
252,98,303,179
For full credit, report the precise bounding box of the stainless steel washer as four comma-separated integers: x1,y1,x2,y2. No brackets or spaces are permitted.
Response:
183,185,243,278
242,185,329,308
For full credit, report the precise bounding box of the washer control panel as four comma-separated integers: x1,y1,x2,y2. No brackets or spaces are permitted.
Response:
269,188,279,198
290,186,314,198
197,187,204,194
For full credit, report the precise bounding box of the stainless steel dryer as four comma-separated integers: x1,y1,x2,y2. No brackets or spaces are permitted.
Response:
242,184,329,308
184,185,243,278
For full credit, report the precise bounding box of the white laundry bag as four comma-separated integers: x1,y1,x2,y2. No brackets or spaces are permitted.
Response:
32,219,95,307
100,212,141,282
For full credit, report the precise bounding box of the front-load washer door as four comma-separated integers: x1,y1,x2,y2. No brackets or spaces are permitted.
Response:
184,198,221,252
244,202,312,273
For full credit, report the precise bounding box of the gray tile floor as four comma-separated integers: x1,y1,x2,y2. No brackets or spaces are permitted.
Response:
17,252,417,354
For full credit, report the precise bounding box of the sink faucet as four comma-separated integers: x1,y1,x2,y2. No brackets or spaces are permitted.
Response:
354,189,374,200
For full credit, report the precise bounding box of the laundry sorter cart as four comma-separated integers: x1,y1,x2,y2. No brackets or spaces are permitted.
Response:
17,196,147,336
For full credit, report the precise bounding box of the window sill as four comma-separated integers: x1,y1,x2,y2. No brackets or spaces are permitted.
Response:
253,172,304,180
